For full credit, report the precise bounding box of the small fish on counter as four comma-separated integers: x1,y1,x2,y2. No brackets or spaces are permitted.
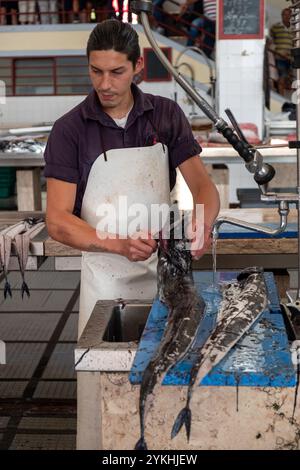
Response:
13,218,45,298
0,218,45,298
0,134,47,153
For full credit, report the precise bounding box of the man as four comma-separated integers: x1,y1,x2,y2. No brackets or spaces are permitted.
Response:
182,0,216,57
270,8,293,95
45,20,220,448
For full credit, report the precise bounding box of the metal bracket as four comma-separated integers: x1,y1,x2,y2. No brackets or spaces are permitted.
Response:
280,302,300,340
289,141,300,149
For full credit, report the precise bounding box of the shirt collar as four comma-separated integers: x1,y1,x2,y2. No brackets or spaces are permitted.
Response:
81,83,154,126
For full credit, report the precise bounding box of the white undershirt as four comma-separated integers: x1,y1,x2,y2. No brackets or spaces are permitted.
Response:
112,106,133,129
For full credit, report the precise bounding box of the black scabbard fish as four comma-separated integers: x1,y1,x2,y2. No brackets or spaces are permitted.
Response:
172,266,268,442
134,228,206,450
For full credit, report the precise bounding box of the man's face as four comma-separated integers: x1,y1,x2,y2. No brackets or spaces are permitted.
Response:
282,8,291,28
89,50,143,111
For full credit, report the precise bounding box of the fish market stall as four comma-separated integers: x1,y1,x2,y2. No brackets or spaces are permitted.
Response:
0,130,46,211
75,271,300,450
0,211,45,272
0,153,45,211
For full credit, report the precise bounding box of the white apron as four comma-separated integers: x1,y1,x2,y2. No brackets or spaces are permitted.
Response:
78,142,170,336
77,142,170,449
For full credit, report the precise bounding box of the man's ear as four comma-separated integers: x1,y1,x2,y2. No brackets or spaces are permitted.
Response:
134,56,144,74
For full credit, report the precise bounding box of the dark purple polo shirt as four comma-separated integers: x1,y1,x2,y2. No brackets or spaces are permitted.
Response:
44,83,201,217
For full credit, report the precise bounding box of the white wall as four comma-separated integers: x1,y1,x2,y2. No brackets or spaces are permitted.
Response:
0,80,211,127
0,95,85,128
216,39,265,139
140,80,212,118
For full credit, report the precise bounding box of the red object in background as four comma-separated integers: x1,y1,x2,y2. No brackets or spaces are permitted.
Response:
194,122,261,147
239,123,261,145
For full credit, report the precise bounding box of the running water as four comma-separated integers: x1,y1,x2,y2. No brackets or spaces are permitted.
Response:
212,233,218,287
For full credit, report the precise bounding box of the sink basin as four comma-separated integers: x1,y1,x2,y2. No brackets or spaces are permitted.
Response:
75,299,153,372
103,303,150,343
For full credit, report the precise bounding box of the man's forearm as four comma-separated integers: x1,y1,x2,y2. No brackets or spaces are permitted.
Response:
193,181,220,229
46,210,122,254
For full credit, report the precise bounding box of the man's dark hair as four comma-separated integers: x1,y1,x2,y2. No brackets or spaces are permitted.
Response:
87,20,141,66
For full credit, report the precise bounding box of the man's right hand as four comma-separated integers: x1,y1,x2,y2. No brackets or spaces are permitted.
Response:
46,179,159,260
118,232,158,262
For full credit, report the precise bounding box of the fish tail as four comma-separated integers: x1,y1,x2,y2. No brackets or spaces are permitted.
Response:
134,437,148,450
171,406,191,441
4,281,12,299
292,350,300,420
21,281,30,299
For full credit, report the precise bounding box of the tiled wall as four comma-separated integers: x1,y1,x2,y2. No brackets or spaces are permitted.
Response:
0,82,211,127
0,95,84,127
216,39,265,139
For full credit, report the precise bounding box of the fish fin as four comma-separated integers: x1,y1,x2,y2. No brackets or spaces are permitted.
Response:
21,282,30,299
171,407,191,441
134,438,148,450
4,281,12,299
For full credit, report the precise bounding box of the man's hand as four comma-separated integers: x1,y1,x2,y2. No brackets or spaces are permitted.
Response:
118,232,158,262
189,222,212,260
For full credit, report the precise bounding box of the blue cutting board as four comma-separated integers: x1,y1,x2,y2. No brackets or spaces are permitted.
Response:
219,222,297,239
129,272,295,387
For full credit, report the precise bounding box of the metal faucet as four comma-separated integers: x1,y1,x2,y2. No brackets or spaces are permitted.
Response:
212,200,290,240
174,61,196,115
174,46,216,106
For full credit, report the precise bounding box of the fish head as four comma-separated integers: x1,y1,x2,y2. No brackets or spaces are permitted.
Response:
159,228,192,273
237,266,264,283
157,229,193,302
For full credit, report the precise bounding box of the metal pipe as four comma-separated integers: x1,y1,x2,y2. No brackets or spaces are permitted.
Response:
140,11,224,127
290,0,300,300
175,62,195,84
174,46,216,105
174,62,196,116
175,46,215,83
212,201,290,240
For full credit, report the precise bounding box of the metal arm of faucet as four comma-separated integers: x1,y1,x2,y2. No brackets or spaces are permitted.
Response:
212,201,290,239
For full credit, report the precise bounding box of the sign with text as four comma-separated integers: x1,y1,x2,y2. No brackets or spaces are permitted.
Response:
218,0,264,40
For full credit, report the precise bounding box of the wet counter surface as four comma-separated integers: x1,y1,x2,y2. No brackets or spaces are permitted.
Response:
130,271,295,387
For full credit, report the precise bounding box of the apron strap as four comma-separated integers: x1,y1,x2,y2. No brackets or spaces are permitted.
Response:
98,124,108,162
147,113,166,153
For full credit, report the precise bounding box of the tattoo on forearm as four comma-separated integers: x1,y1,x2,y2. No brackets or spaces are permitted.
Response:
87,244,108,253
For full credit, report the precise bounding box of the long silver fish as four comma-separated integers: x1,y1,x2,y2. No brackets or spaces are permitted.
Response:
135,227,206,450
172,266,268,441
0,221,28,298
13,218,45,298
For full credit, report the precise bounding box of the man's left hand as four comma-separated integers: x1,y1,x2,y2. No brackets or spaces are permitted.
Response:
189,222,212,260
